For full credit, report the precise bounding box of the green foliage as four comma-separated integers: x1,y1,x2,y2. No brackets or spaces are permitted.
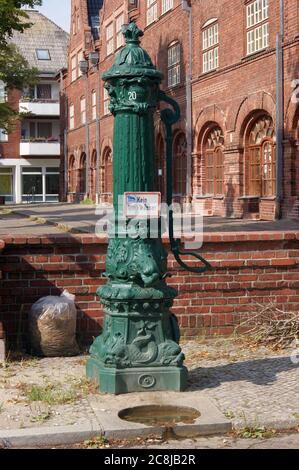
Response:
236,426,276,440
0,1,41,131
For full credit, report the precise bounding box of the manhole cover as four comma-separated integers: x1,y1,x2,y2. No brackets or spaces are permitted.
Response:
118,405,201,427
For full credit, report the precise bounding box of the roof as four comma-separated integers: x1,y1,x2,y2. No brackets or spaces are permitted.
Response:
87,0,103,40
10,10,69,76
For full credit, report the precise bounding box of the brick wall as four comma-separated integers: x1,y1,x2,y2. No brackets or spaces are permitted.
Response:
1,232,299,349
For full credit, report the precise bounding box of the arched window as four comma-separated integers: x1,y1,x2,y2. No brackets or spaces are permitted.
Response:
204,127,224,196
173,133,187,196
246,115,276,197
168,41,181,88
103,148,113,194
79,153,86,194
68,155,76,192
90,150,97,195
155,134,165,198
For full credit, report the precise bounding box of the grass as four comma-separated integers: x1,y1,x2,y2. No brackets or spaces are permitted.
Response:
224,410,235,419
83,436,110,449
80,198,95,206
19,383,78,406
235,426,276,439
17,375,98,406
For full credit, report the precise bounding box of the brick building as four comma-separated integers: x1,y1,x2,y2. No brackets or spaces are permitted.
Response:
62,0,299,221
0,11,69,204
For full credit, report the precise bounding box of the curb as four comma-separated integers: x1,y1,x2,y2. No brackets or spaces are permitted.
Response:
0,423,103,449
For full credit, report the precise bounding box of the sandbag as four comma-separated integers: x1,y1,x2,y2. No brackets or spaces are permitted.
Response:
29,290,79,357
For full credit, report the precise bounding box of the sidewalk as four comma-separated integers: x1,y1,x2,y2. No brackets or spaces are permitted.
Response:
1,338,299,447
5,203,299,235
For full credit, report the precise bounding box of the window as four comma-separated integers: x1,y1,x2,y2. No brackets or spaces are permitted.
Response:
162,0,173,15
202,22,219,73
92,90,97,120
36,49,51,60
116,13,124,49
77,50,83,77
0,168,13,203
69,104,75,130
0,129,8,142
106,22,114,56
147,0,158,25
173,133,187,195
0,80,6,103
168,42,181,88
71,55,77,82
246,0,269,55
37,84,52,100
246,115,276,197
28,121,53,140
204,127,224,196
103,148,113,194
79,154,87,194
103,87,110,115
80,97,86,125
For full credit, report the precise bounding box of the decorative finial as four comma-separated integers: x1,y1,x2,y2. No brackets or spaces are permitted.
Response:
122,22,144,45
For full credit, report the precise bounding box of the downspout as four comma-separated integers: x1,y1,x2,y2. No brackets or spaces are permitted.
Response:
276,0,284,219
182,0,193,200
60,69,68,202
96,115,100,205
85,74,90,199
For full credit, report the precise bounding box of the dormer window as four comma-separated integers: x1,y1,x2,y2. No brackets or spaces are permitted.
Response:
36,49,51,61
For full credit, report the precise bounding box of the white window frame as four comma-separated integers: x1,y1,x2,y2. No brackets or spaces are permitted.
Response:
202,22,219,73
106,22,114,56
69,104,75,130
147,0,158,26
0,129,8,142
92,90,97,120
77,50,83,77
80,97,86,125
168,42,181,88
162,0,173,15
0,80,6,103
103,87,110,116
246,0,269,55
116,13,124,49
71,55,77,82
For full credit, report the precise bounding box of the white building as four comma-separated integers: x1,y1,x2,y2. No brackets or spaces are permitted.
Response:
0,10,69,204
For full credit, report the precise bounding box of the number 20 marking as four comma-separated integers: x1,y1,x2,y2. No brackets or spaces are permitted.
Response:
128,91,137,101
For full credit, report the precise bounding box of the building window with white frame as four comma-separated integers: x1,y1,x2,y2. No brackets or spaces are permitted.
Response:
106,22,114,56
116,13,124,49
77,50,83,77
103,87,110,116
202,21,219,73
0,80,6,103
162,0,173,15
80,97,86,125
69,104,75,130
168,42,181,88
246,0,269,55
0,128,8,142
92,90,97,120
71,55,77,82
147,0,158,26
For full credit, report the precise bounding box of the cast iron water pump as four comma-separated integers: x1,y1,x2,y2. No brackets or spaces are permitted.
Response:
86,23,210,394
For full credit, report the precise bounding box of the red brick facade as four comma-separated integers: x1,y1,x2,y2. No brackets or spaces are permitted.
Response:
1,232,299,346
62,0,299,220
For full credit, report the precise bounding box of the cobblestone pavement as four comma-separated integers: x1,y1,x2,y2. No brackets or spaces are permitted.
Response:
1,338,299,434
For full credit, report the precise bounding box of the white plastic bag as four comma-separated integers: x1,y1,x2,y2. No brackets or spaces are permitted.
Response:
29,290,79,357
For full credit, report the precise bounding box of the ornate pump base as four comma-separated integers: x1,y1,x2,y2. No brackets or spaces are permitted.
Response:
86,283,188,394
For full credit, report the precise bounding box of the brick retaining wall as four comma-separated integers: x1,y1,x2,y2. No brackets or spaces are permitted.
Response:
0,232,299,349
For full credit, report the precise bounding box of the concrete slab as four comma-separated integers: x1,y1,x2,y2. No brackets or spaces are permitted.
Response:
88,392,231,440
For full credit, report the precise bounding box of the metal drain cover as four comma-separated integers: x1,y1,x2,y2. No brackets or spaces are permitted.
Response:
119,405,201,427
